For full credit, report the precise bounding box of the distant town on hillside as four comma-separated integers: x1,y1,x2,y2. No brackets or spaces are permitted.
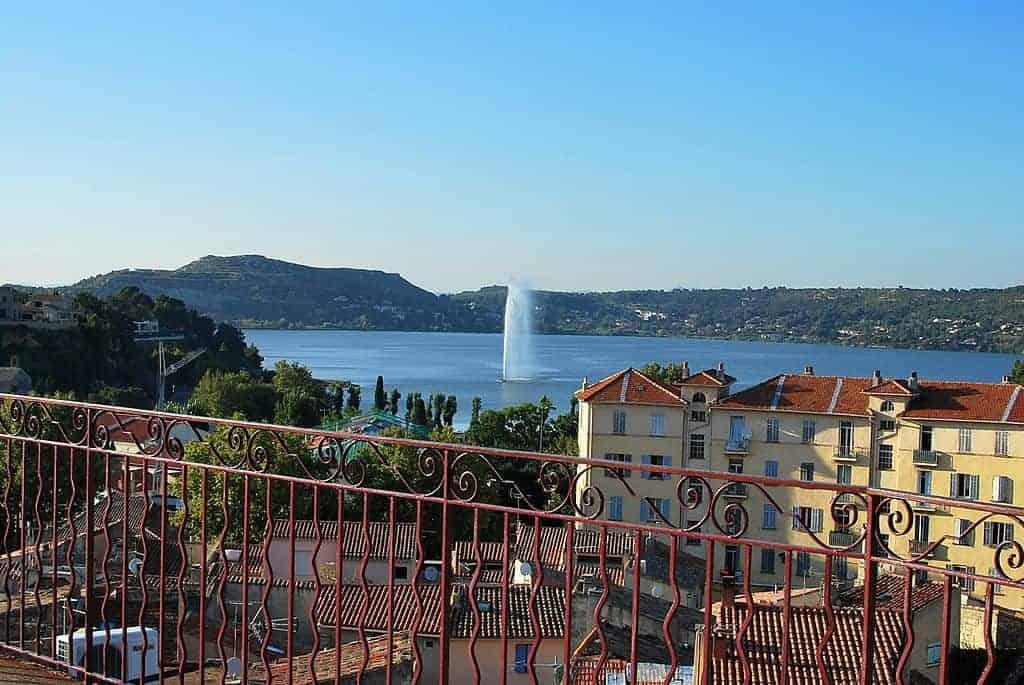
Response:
6,254,1024,353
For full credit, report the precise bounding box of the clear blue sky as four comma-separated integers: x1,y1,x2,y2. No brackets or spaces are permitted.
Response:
3,3,1022,293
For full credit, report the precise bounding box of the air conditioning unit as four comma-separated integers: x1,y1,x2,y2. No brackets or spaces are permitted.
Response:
57,626,159,681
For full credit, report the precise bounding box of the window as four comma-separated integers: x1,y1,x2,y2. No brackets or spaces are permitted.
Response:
691,409,707,423
834,557,849,581
914,515,930,543
612,411,627,435
839,421,854,454
514,644,530,673
766,418,780,443
724,546,740,574
878,444,894,470
958,428,973,454
955,518,974,546
983,521,1014,547
796,552,811,576
650,413,665,437
996,431,1010,457
880,419,896,432
993,476,1013,504
609,496,623,521
604,453,632,479
917,470,932,496
837,464,852,485
762,504,777,530
692,392,706,404
393,565,409,581
920,426,933,451
881,400,895,413
765,460,779,478
728,458,743,475
640,498,670,523
950,473,979,500
927,642,941,666
989,567,1007,594
642,454,669,480
685,520,702,546
948,564,976,592
760,548,776,574
801,420,816,444
792,506,823,532
799,462,814,482
689,434,705,460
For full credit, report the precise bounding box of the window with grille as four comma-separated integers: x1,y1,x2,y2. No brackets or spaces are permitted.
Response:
612,411,627,434
766,418,780,443
650,413,665,437
604,453,632,479
996,431,1010,457
878,444,894,470
799,462,814,481
689,434,705,460
958,428,973,454
801,420,816,444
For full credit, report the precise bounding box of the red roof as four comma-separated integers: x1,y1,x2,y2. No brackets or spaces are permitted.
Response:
708,601,906,685
837,575,944,613
265,632,413,685
270,520,419,560
576,368,684,406
865,379,915,396
899,380,1024,424
717,374,873,416
314,584,443,635
572,658,686,685
677,369,737,388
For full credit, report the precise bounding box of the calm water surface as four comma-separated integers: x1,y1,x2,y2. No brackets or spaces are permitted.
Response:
244,330,1018,428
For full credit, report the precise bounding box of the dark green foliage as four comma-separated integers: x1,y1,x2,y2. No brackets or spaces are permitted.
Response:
412,396,428,427
388,388,401,415
471,397,482,427
192,370,277,422
431,394,444,429
374,376,387,411
640,362,692,384
1013,361,1024,384
346,384,361,413
443,395,458,426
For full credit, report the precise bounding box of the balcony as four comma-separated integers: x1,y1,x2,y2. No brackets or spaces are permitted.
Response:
913,449,941,467
909,540,933,556
833,446,864,462
0,392,1014,685
724,436,751,454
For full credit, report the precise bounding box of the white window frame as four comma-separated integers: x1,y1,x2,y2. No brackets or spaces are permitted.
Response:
958,427,972,454
650,413,665,437
766,417,780,443
762,504,777,530
878,444,894,470
801,419,815,444
612,411,627,435
996,430,1010,457
799,462,814,482
689,434,705,460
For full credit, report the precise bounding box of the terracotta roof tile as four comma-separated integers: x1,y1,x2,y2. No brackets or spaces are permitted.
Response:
718,375,872,416
677,369,737,388
514,525,635,569
576,368,684,406
271,520,419,560
900,381,1024,424
314,584,443,635
449,585,566,639
265,632,413,685
837,575,944,613
865,379,914,396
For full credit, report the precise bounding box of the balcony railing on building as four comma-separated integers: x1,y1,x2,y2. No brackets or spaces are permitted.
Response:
0,392,1021,685
913,449,941,467
723,435,751,454
833,445,865,462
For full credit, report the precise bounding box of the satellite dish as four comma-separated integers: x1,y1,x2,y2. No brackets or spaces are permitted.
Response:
518,562,532,577
128,558,143,576
226,657,242,679
423,567,440,583
650,585,663,599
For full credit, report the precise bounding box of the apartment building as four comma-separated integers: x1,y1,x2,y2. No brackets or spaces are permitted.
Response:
705,367,879,587
575,365,735,526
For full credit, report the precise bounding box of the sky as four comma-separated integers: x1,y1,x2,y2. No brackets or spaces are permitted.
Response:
3,3,1023,294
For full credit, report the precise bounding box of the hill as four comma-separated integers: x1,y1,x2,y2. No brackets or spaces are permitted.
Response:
55,256,1024,353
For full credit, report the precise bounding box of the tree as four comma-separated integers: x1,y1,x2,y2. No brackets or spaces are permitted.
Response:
346,384,362,414
431,394,445,429
443,395,458,426
471,397,482,427
192,370,276,422
389,388,401,416
271,361,327,427
1013,361,1024,384
405,393,415,422
374,376,387,412
640,362,692,385
412,396,428,426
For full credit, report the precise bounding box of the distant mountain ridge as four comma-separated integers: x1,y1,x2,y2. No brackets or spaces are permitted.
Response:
44,255,1024,353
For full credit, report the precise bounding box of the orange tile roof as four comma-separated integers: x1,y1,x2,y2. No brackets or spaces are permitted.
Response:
865,379,915,396
837,575,944,613
717,374,873,416
708,601,905,685
576,368,684,406
265,632,413,685
900,380,1024,424
677,369,737,387
270,520,419,559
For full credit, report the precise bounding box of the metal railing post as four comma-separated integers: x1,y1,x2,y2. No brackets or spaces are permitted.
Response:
858,491,879,685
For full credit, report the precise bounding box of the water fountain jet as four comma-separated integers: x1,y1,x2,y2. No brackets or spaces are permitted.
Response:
501,283,533,382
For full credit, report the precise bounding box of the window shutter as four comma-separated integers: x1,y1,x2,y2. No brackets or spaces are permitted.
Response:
792,507,800,530
994,476,1003,503
639,500,649,522
984,522,993,546
641,454,650,480
664,455,672,468
811,509,823,533
971,475,980,500
660,499,670,519
949,474,956,498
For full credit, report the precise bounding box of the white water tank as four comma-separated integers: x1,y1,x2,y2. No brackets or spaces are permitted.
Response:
56,626,159,681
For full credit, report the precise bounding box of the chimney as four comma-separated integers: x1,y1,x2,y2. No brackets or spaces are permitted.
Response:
908,371,919,392
581,376,588,390
717,362,726,380
681,361,690,379
1003,375,1013,385
720,568,737,608
872,369,882,386
804,365,814,376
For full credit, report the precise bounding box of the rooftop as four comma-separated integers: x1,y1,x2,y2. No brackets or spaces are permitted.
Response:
576,368,685,406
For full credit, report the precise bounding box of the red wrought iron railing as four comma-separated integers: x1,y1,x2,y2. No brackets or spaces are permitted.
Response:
0,393,1022,684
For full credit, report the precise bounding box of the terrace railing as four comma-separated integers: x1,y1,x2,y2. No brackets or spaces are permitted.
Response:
0,393,1022,684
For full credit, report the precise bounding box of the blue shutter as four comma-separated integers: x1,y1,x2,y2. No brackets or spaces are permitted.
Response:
641,454,650,479
514,644,529,673
765,461,778,478
639,500,649,522
664,455,672,468
610,496,623,521
660,499,670,520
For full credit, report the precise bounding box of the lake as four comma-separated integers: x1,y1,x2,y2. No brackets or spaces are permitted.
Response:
243,330,1019,428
